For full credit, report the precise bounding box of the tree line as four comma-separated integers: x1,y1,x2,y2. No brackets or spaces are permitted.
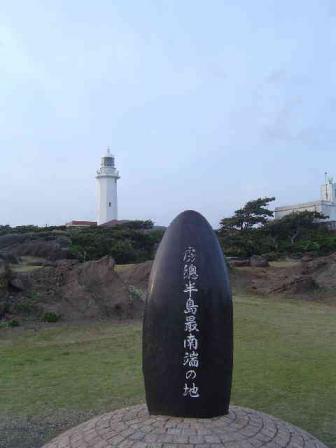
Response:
0,220,164,264
68,220,163,263
2,200,336,263
217,197,336,258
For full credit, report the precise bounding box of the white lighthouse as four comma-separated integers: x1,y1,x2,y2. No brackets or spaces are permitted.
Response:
96,148,120,225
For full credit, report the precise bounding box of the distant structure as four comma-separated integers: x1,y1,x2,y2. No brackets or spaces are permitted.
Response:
66,148,120,228
65,220,97,228
96,148,120,226
275,174,336,224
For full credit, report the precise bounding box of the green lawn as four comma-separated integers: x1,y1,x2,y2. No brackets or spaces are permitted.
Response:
269,260,301,268
0,296,335,448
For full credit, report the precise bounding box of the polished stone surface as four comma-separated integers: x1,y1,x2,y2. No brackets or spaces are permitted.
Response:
143,210,233,417
42,404,328,448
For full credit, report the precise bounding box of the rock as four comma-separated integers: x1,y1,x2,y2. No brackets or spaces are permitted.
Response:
229,259,250,267
117,260,153,290
293,276,318,293
0,234,27,250
23,255,138,320
0,253,19,264
55,259,79,268
0,260,7,274
143,210,233,418
41,260,57,267
272,275,318,294
0,260,9,290
0,302,8,318
78,255,115,278
9,277,25,291
250,255,269,267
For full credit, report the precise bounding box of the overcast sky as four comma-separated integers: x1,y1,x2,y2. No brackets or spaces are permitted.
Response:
1,0,336,228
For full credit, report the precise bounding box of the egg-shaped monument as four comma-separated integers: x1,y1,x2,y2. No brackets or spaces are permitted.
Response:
143,209,233,418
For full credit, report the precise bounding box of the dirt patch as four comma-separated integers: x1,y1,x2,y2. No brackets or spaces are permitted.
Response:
231,254,336,301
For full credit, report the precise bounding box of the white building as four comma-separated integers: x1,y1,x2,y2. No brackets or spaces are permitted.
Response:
96,148,120,226
275,177,336,222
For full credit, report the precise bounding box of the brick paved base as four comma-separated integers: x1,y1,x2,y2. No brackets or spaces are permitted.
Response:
42,404,328,448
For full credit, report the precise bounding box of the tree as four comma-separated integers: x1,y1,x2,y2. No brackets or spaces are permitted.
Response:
219,198,332,257
218,197,275,257
219,197,275,233
117,220,154,230
268,211,328,246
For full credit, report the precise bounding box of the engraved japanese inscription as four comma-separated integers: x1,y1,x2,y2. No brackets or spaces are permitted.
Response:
143,210,233,418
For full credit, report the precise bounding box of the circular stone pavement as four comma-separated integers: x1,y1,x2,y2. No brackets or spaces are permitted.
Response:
42,404,328,448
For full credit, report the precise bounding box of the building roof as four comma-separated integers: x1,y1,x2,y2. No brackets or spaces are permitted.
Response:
275,200,322,212
65,220,97,227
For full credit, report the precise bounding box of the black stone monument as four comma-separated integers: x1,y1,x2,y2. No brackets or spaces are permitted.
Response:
143,210,233,418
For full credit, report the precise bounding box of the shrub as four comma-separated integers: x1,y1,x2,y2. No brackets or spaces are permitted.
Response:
14,301,39,315
69,224,164,264
26,291,39,301
42,312,61,323
129,285,146,302
8,319,19,327
262,252,280,261
1,222,164,264
0,319,20,328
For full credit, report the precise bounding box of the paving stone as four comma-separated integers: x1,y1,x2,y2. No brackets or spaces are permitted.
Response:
41,404,329,448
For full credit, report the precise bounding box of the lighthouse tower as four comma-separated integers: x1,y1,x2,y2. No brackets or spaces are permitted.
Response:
96,148,120,225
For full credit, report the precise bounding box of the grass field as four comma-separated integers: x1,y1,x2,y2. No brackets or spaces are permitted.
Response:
0,295,335,448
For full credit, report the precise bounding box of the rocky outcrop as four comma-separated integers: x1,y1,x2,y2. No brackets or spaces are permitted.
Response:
250,255,269,268
228,256,269,268
271,275,318,294
0,260,9,295
0,253,19,264
302,253,336,289
117,260,153,290
229,259,250,267
11,256,142,320
3,252,336,324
